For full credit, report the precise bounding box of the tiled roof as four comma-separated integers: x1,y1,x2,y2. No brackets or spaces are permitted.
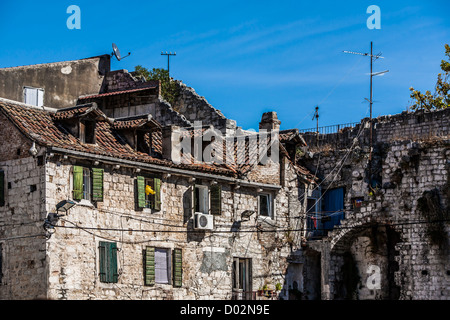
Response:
0,99,316,181
0,100,236,177
52,103,108,121
113,114,161,130
78,87,156,100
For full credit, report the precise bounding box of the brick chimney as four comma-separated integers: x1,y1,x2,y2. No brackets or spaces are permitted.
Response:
162,125,181,163
259,111,281,131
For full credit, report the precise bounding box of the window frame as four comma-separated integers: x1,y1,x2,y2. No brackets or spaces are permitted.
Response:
144,246,182,287
194,184,210,214
23,86,44,107
154,248,171,285
73,166,104,203
258,192,274,219
98,241,118,284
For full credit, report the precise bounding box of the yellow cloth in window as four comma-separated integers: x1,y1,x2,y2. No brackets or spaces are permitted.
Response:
145,185,156,195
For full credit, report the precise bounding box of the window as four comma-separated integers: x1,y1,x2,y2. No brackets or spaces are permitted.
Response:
144,247,182,287
232,258,252,300
136,130,150,154
306,198,319,231
258,193,273,219
79,120,96,144
137,176,161,211
322,187,345,231
194,184,221,215
0,170,4,207
194,185,209,214
24,87,44,107
99,241,118,283
73,166,104,202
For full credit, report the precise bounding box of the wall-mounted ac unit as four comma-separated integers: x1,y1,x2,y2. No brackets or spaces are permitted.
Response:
194,212,214,230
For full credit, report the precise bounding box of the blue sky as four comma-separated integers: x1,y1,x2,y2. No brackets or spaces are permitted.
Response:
0,1,449,131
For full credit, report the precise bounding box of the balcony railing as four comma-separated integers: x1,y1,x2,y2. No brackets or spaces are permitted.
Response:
231,290,277,300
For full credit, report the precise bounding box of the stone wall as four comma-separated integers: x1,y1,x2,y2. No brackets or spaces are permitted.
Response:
0,55,110,109
43,153,304,300
300,108,450,300
0,155,47,299
172,81,236,133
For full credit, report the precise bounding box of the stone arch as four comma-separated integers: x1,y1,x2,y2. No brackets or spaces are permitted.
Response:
328,220,402,300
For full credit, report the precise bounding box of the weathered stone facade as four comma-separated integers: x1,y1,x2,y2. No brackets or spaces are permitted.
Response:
299,108,450,300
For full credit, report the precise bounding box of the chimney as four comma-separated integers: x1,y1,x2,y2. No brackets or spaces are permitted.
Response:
162,125,181,163
259,111,281,131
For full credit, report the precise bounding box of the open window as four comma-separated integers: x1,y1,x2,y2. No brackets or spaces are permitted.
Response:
73,166,104,202
144,247,182,287
193,183,222,215
79,120,96,144
232,258,252,300
137,176,161,211
258,193,274,219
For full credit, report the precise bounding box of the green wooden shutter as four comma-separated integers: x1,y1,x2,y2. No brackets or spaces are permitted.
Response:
145,247,155,286
73,166,84,200
92,168,104,202
99,241,107,282
153,178,161,211
110,242,118,283
0,170,4,207
99,241,118,283
173,248,182,287
210,184,222,215
137,176,146,208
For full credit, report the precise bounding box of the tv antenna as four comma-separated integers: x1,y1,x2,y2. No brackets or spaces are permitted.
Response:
343,41,389,189
111,43,131,61
161,51,176,80
312,106,319,146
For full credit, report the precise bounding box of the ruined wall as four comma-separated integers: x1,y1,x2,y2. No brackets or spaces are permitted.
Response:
0,113,48,299
0,56,110,109
172,81,236,133
300,108,450,300
0,154,47,300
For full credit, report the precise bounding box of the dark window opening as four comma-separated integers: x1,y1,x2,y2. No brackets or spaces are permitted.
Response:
80,121,96,144
136,130,150,154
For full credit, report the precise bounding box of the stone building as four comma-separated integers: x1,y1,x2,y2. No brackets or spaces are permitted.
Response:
0,56,317,300
0,55,448,301
298,109,450,300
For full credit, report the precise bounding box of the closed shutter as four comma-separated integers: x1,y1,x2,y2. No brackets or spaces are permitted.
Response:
173,248,182,287
92,168,104,201
110,242,118,283
153,178,161,211
145,247,155,286
210,184,222,215
37,89,44,107
137,176,146,208
73,166,84,200
0,170,4,207
99,241,118,283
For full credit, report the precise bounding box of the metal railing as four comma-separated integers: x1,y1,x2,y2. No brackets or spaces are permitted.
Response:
231,290,277,300
298,122,360,135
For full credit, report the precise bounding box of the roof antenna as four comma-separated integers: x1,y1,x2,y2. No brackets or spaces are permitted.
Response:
111,43,131,61
312,106,319,146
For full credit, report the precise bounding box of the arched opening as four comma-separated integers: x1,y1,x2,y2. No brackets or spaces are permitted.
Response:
331,223,401,300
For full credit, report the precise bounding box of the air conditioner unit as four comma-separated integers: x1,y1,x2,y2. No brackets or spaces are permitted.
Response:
194,212,214,230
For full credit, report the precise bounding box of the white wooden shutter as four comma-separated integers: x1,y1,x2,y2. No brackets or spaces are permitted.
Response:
37,89,44,107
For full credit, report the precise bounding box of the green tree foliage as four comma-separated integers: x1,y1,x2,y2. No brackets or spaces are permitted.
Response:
409,44,450,111
134,66,179,107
